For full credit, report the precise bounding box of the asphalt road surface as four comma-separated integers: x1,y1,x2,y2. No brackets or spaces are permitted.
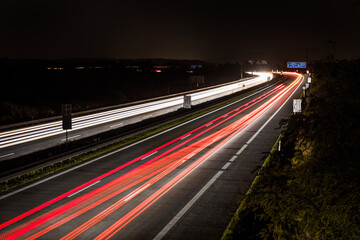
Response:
0,72,304,240
0,74,272,161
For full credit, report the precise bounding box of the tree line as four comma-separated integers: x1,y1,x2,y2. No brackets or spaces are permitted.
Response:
223,59,360,240
0,59,242,126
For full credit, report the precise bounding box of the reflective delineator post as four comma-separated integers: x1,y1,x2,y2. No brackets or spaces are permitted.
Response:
278,140,281,152
183,95,191,109
62,104,72,143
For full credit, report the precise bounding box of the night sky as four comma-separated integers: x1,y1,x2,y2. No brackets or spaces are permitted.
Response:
1,0,359,64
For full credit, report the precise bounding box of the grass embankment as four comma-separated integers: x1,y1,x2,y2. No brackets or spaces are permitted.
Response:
222,59,360,240
0,89,257,193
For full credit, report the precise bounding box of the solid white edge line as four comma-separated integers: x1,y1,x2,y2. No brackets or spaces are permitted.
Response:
246,76,303,145
153,171,224,240
0,82,277,200
61,135,81,141
153,75,304,240
0,153,15,159
110,123,124,128
67,181,100,198
0,75,271,147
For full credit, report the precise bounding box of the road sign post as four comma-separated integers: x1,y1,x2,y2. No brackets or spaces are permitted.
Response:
62,104,72,143
183,95,191,109
293,99,302,114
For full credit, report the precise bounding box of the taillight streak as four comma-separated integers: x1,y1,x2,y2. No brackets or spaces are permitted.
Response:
57,77,299,239
93,75,302,239
0,77,301,239
0,83,282,232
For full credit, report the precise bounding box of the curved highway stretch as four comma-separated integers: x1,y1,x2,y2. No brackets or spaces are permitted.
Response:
0,73,273,160
0,72,304,240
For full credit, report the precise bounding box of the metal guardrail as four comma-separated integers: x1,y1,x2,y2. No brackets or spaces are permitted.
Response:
0,76,255,132
0,73,276,181
0,73,273,151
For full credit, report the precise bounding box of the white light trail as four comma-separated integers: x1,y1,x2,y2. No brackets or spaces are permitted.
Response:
0,73,273,149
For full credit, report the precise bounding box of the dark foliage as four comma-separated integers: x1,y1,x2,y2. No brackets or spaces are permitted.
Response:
224,59,360,240
0,59,243,125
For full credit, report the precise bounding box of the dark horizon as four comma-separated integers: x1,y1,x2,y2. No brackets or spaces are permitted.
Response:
1,0,360,65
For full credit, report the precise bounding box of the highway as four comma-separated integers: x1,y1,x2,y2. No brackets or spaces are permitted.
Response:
0,72,304,240
0,73,273,161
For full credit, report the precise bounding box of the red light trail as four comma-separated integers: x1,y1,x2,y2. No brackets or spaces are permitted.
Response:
0,73,302,240
0,80,281,232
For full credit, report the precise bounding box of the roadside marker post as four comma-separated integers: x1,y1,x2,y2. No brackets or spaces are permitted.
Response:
62,104,72,143
183,95,191,109
278,140,281,151
293,99,302,114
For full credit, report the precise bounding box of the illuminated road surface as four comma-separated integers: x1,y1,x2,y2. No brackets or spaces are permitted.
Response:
0,73,272,160
0,73,303,240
